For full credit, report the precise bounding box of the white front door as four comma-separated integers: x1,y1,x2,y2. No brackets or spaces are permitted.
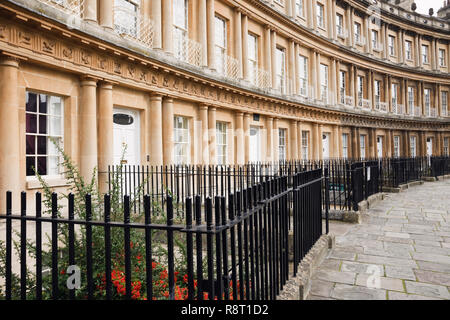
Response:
377,136,383,158
113,108,140,165
249,126,261,162
426,138,433,157
322,133,330,159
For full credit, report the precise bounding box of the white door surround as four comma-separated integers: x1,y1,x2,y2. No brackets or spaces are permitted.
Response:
322,133,330,159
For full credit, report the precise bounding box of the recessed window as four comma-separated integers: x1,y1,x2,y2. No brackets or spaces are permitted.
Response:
388,35,396,56
316,3,325,29
342,133,348,159
298,55,308,96
279,128,286,161
296,0,304,17
439,49,446,67
216,122,227,165
114,0,139,37
276,47,286,93
214,16,227,74
173,116,190,165
360,135,366,160
26,92,64,177
173,0,188,61
410,136,416,157
248,33,258,85
393,136,400,158
301,131,309,160
405,40,412,60
422,45,429,64
320,64,328,103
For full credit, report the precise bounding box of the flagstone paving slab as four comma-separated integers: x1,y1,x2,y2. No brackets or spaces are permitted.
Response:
309,179,450,300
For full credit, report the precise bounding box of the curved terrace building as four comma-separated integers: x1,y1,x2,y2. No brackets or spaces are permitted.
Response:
0,0,449,200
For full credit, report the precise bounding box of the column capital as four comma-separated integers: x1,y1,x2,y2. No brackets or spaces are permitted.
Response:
80,76,98,86
0,55,20,68
99,81,114,90
150,94,163,102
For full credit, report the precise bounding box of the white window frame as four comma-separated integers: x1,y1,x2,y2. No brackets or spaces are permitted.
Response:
422,45,429,64
114,0,139,38
248,33,258,86
339,70,346,104
26,91,64,178
173,115,190,165
357,75,364,107
360,135,366,160
410,136,416,157
336,14,344,37
439,49,446,67
444,137,449,156
354,22,361,44
173,0,188,60
371,30,378,49
424,88,431,116
391,83,398,112
278,128,287,161
320,63,328,103
276,47,286,94
342,133,348,159
316,3,325,29
442,91,448,117
295,0,304,17
214,15,227,74
374,80,381,107
393,135,400,158
405,40,412,60
301,131,309,160
216,121,227,165
408,86,414,115
298,55,308,96
388,35,395,56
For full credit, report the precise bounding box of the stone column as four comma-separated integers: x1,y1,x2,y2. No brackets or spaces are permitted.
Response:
318,124,324,160
242,13,249,81
307,0,314,29
330,58,337,105
162,97,174,165
338,126,343,158
235,9,243,79
368,70,374,110
271,30,277,88
200,105,209,164
97,82,113,194
331,0,337,40
311,50,317,100
295,43,300,94
0,56,20,208
235,112,245,164
244,113,250,163
149,95,163,166
273,118,279,162
84,0,98,23
288,40,296,95
351,126,358,159
264,26,272,86
99,0,114,30
382,23,388,60
298,121,303,159
352,65,357,106
207,0,215,70
198,0,207,66
266,117,273,162
347,6,353,47
162,0,174,54
333,125,339,158
363,15,370,53
368,127,374,159
336,59,341,104
80,77,98,181
312,123,319,160
418,35,423,68
312,0,318,31
290,120,298,160
315,51,321,100
431,38,436,70
208,107,217,164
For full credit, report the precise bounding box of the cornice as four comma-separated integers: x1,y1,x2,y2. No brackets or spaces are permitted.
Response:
0,0,449,132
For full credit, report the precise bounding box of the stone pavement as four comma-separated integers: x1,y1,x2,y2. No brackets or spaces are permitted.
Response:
309,179,450,300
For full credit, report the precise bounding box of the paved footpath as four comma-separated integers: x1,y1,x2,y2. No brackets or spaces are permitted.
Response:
309,179,450,300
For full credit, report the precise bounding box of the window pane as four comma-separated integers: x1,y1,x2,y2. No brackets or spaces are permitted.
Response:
39,94,47,113
26,92,37,112
37,157,47,176
37,136,47,155
26,135,35,155
39,115,47,134
26,157,35,176
26,113,37,134
48,156,59,175
49,96,62,116
50,116,62,136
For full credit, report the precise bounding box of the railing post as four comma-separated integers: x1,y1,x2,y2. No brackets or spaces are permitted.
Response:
324,167,330,234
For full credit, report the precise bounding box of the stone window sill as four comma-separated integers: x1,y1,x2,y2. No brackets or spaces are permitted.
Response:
26,177,69,190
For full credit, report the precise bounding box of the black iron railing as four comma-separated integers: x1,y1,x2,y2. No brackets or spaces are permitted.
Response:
0,168,327,301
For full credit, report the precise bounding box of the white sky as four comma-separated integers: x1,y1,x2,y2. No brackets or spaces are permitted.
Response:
415,0,446,15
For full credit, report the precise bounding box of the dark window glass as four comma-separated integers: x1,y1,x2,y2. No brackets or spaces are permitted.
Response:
37,136,47,155
39,94,47,113
37,157,47,175
26,113,37,133
39,115,47,134
26,157,35,176
113,113,134,125
26,92,37,112
26,135,35,155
